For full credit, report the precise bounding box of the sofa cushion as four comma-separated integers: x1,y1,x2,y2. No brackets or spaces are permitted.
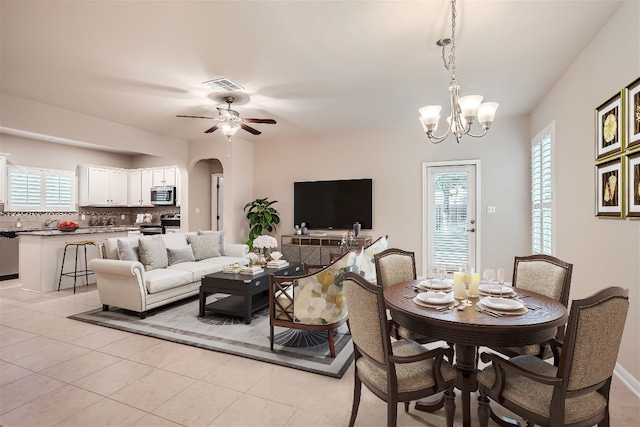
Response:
103,238,120,260
168,256,249,281
161,232,188,250
138,235,169,271
117,238,139,261
187,233,221,260
198,230,226,255
167,245,195,265
144,268,193,294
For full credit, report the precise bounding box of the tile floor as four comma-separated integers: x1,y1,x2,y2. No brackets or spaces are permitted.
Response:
1,279,638,426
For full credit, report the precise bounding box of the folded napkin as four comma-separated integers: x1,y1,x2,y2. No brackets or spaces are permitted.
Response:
416,291,454,305
481,296,524,311
419,279,453,290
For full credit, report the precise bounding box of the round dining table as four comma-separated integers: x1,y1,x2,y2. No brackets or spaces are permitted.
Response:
384,280,568,427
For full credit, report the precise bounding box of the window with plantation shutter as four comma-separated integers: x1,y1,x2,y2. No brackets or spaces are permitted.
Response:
531,123,554,255
7,166,75,212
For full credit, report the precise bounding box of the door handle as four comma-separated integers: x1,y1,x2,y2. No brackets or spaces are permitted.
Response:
467,228,476,232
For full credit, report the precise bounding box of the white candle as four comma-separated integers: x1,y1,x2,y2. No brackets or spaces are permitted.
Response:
453,272,466,300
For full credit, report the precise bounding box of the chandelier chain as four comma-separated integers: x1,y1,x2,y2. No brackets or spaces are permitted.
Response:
442,0,457,79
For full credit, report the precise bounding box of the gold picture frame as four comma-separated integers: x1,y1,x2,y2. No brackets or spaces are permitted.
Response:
625,77,640,150
596,157,623,217
625,151,640,218
595,91,623,160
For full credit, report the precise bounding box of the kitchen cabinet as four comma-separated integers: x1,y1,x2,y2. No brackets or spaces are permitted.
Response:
128,169,153,206
79,166,128,206
152,166,180,206
153,167,177,187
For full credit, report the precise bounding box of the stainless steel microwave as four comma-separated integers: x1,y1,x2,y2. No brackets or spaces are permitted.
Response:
150,186,176,205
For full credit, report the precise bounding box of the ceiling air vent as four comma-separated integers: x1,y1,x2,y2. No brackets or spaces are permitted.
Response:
202,77,244,92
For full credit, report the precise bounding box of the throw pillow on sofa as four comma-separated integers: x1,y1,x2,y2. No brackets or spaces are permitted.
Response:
167,245,195,265
116,238,139,262
197,230,226,255
187,233,221,260
138,235,169,271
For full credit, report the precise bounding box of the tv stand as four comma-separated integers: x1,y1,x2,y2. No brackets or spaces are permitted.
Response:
280,234,372,265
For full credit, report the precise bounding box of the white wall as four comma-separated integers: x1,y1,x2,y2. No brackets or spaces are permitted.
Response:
531,0,639,380
252,115,531,280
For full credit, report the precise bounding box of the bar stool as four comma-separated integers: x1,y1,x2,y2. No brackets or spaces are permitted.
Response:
58,240,96,293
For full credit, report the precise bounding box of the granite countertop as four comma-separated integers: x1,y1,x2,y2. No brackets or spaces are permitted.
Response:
13,226,140,236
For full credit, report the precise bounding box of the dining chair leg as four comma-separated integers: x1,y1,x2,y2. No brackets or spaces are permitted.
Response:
269,324,274,350
478,392,490,427
403,401,409,412
387,398,397,427
444,388,456,427
348,375,362,427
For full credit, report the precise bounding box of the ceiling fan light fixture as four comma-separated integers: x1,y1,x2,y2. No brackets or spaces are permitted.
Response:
220,122,240,136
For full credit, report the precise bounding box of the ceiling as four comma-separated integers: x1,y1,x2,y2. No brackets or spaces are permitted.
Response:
0,1,624,150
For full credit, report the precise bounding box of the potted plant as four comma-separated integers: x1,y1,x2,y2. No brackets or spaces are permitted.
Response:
244,197,280,250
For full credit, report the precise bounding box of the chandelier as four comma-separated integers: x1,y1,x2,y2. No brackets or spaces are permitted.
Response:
418,0,498,144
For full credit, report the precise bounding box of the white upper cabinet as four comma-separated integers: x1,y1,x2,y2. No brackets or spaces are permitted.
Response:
79,164,179,207
79,166,128,206
152,167,177,187
128,169,153,206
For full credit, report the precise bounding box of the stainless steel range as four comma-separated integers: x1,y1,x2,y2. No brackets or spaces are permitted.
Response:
160,213,181,232
0,231,19,280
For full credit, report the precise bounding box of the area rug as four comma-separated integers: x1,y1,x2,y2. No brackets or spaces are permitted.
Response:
69,296,353,378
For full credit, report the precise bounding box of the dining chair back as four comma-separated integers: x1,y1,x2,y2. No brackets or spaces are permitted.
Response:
374,248,417,289
477,286,629,427
512,254,573,306
491,254,573,361
374,248,436,346
342,272,456,427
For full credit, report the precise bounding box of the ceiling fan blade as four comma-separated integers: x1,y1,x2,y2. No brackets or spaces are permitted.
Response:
240,123,262,135
204,124,220,133
176,115,215,119
244,118,277,124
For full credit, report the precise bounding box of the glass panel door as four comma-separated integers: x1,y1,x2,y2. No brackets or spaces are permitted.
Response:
423,162,479,273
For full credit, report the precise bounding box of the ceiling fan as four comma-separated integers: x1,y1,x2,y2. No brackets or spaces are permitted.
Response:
176,95,276,136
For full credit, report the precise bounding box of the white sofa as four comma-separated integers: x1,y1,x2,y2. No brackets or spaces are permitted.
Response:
88,231,249,317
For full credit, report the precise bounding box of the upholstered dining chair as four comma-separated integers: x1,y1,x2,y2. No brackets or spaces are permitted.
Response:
268,251,357,357
341,272,456,427
477,286,629,427
490,254,573,362
374,248,435,344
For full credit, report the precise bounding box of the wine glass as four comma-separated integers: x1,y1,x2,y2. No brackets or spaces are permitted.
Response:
483,268,495,294
426,264,435,288
461,264,472,306
496,268,505,297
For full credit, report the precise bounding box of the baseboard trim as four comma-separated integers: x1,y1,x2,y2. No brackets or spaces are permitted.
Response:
614,362,640,398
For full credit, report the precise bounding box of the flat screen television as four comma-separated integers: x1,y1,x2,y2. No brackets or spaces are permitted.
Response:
294,178,373,230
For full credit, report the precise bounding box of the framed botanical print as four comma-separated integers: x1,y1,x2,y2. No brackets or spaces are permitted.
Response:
595,92,623,160
626,77,640,149
625,151,640,218
596,157,623,217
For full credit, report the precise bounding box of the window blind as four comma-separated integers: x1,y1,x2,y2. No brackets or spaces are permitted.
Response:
531,124,554,255
7,166,75,212
432,171,469,270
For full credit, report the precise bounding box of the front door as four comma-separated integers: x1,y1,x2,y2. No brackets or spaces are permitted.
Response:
423,161,479,274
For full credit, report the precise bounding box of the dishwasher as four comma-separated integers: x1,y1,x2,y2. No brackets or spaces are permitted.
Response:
0,231,19,280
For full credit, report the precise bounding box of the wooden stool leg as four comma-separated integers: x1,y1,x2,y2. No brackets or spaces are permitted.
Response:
83,243,90,288
73,244,79,294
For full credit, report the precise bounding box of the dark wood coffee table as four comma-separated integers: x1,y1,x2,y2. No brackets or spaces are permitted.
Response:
199,263,303,324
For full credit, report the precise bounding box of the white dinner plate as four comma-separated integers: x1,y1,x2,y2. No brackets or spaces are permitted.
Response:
481,296,524,311
418,279,453,290
478,284,515,296
416,291,454,305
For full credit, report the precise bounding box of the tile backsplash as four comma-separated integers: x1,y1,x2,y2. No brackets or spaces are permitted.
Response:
0,206,179,230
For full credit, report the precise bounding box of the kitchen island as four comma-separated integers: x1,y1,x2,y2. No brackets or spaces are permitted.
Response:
18,227,139,293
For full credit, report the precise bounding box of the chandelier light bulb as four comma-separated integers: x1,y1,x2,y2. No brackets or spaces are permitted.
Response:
477,102,499,128
220,122,240,136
